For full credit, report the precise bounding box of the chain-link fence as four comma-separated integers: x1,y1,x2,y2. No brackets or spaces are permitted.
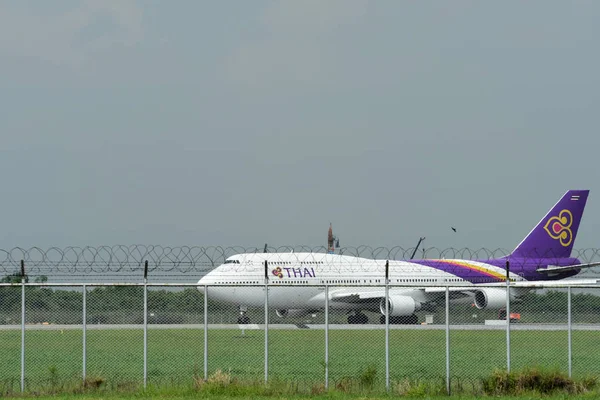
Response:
2,280,600,394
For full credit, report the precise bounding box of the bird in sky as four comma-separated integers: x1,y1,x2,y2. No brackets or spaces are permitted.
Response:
451,227,457,232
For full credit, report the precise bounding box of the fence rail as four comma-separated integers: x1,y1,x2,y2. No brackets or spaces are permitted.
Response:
2,281,600,394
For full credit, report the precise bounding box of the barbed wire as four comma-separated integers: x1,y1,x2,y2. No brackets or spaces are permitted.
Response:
1,245,600,275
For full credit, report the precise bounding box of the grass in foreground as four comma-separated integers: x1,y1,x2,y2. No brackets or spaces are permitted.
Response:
1,367,598,399
1,328,600,393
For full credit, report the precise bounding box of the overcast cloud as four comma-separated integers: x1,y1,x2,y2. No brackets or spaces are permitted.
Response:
1,1,599,251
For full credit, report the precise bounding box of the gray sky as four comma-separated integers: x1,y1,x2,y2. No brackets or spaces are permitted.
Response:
1,1,599,251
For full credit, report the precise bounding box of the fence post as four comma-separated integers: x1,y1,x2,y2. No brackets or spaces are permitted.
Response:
325,284,329,390
385,260,390,392
83,284,87,383
204,285,208,381
143,261,148,389
505,260,511,372
264,260,269,384
445,286,450,394
20,259,25,393
568,285,572,378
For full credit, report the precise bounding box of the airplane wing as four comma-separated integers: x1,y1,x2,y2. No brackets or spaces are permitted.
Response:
328,287,474,304
325,277,600,306
510,278,600,288
421,280,600,290
329,291,386,303
424,286,488,295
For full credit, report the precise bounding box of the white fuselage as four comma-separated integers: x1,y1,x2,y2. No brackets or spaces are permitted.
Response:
197,252,521,311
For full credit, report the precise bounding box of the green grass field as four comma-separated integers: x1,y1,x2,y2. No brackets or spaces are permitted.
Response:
7,392,600,400
1,328,600,394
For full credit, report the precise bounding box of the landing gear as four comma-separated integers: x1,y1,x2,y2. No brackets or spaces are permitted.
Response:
347,312,369,324
380,314,419,324
237,306,250,324
498,308,520,323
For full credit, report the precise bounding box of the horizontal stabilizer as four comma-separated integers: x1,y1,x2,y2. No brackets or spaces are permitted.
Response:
536,262,600,274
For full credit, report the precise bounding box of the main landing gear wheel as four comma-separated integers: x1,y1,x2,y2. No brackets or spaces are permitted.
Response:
347,312,369,324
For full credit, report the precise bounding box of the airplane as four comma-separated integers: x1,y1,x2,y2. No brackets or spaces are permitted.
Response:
198,190,600,324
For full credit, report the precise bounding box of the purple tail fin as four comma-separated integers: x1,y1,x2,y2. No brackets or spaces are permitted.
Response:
511,190,589,259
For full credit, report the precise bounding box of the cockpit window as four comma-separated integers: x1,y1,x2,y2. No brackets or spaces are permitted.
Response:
224,260,240,264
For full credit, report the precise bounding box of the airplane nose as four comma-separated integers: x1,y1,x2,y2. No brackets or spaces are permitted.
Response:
197,267,222,292
197,275,210,293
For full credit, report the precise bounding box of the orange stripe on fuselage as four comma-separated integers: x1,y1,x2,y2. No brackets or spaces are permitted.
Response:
431,259,509,281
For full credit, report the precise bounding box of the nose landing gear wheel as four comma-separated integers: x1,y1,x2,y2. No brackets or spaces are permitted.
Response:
237,314,250,324
348,312,368,324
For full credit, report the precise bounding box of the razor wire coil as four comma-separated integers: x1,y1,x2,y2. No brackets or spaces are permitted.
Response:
1,245,599,275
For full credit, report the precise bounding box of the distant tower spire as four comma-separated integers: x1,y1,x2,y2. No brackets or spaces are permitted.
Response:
328,223,335,254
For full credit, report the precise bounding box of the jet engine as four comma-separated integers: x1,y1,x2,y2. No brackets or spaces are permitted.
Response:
275,309,314,318
379,295,421,316
473,288,507,309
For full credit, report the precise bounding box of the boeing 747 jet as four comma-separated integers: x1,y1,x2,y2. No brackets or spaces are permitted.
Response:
198,190,599,324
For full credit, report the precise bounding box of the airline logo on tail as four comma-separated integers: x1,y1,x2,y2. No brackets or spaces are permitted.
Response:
543,209,573,247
